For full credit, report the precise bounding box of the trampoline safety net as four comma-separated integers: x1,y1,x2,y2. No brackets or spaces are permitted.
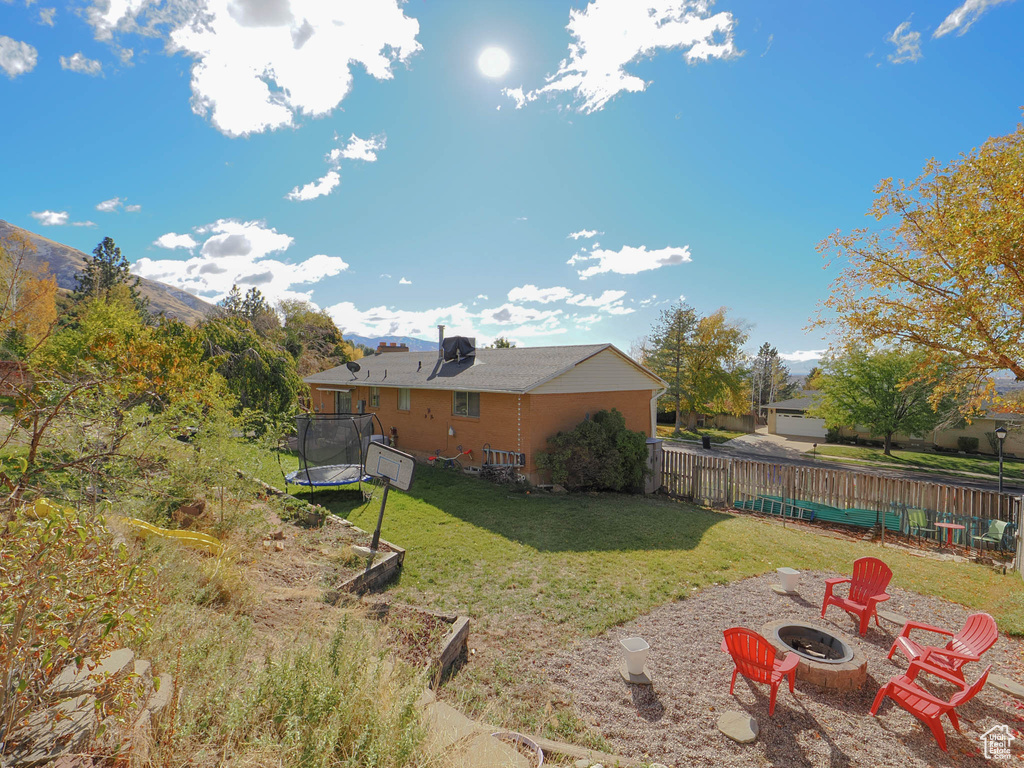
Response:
286,413,381,487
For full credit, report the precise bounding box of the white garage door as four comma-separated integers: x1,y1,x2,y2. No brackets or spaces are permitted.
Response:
775,413,827,438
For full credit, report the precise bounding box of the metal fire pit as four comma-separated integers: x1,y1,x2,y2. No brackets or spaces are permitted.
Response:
761,620,866,690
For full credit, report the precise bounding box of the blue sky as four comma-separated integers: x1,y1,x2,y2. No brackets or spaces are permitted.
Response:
2,0,1022,370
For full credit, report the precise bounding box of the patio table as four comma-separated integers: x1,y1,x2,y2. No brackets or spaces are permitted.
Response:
935,522,965,551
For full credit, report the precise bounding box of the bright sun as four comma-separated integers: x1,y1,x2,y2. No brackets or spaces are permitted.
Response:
477,47,510,78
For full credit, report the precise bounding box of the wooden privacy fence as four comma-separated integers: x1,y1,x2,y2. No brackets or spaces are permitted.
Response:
662,449,1023,568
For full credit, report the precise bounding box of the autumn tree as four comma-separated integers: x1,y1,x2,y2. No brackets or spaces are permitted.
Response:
818,115,1024,408
279,299,357,377
805,366,823,390
813,347,957,455
74,237,147,316
648,303,748,430
0,232,57,358
489,336,515,348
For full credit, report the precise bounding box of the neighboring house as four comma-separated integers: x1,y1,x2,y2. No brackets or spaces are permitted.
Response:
765,392,826,439
305,331,667,483
766,392,1024,457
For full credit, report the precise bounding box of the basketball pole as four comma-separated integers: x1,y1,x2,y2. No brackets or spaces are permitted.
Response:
369,478,391,554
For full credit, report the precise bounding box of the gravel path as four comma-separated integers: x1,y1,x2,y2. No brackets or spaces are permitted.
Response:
546,572,1024,767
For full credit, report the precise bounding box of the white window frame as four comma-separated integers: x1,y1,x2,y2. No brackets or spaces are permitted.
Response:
370,386,380,408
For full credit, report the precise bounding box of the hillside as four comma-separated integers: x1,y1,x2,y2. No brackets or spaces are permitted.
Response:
0,219,216,325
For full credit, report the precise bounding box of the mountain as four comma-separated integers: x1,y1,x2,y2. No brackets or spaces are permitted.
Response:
0,219,217,325
347,334,437,352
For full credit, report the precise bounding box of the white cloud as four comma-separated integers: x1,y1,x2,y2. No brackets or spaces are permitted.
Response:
570,244,692,279
568,229,603,240
154,232,198,250
335,133,386,162
507,285,574,304
96,197,122,212
38,8,56,26
566,289,632,314
31,210,69,226
573,313,603,331
934,0,1015,36
476,294,488,300
326,301,477,339
29,210,95,227
504,0,738,113
60,52,104,76
125,203,141,212
86,1,422,137
779,349,825,363
135,218,347,304
399,277,411,285
0,36,38,78
887,20,922,63
285,170,340,201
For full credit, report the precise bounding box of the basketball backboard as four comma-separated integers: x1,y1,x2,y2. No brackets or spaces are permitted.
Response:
364,442,416,491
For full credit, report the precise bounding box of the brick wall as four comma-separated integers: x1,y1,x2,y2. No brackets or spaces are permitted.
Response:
308,383,656,482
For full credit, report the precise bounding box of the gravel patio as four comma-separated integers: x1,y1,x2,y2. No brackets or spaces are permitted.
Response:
545,571,1024,767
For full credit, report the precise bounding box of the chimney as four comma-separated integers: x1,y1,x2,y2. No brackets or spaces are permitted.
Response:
438,324,445,359
377,342,408,354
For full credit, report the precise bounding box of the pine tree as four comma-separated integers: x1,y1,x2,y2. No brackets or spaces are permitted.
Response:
73,237,148,315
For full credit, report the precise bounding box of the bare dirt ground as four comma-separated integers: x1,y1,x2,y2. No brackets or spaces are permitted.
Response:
545,571,1024,768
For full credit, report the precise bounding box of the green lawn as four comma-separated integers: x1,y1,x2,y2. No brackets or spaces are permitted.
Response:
264,458,1024,740
656,425,745,443
807,444,1024,480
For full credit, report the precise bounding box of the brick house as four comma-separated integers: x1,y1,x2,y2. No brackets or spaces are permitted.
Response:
305,333,666,483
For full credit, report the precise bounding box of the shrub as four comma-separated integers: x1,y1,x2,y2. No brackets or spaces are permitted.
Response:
536,409,649,492
825,427,842,444
0,500,154,749
957,436,980,453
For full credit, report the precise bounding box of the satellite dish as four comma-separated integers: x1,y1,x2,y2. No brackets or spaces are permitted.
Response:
346,361,361,379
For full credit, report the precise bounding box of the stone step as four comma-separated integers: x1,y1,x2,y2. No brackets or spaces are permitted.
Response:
6,694,98,767
144,673,174,726
49,649,135,700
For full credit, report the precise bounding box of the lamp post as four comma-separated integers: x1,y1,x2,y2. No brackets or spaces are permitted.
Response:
995,426,1008,496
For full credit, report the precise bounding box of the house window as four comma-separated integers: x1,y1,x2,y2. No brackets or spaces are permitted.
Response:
370,387,380,408
334,391,352,413
398,388,411,411
453,391,480,417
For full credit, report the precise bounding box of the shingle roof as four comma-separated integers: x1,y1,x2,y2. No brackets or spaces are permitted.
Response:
305,344,665,393
765,391,822,411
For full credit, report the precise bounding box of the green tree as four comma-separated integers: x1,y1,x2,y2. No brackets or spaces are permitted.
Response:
73,237,147,315
200,317,300,434
279,299,356,377
537,409,648,492
219,284,243,315
489,336,515,349
805,366,823,390
647,303,748,430
750,343,793,413
813,347,956,455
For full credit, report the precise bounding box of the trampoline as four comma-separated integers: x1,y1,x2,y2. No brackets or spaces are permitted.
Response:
285,412,384,488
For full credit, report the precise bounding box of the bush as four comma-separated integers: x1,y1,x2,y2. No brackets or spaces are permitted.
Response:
536,409,649,492
0,500,154,748
825,427,842,444
957,436,980,453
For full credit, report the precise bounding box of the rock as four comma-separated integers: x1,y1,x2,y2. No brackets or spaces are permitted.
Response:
270,529,285,540
352,545,374,558
50,649,135,700
274,541,285,552
717,710,758,744
6,694,98,766
132,708,154,765
876,609,908,626
989,675,1024,700
172,499,206,527
145,674,174,726
574,760,591,768
550,484,568,494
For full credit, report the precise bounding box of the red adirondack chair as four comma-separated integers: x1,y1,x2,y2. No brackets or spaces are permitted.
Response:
870,658,992,752
821,556,892,636
888,613,997,684
721,627,799,716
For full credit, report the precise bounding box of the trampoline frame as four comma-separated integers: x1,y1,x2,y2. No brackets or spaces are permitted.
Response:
286,412,385,490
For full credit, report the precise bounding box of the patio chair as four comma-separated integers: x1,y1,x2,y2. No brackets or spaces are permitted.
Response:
971,519,1013,552
888,613,997,684
870,658,992,752
720,627,799,716
821,556,893,636
907,507,937,543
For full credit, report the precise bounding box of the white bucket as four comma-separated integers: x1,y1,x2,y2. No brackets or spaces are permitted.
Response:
620,636,650,676
777,567,801,592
